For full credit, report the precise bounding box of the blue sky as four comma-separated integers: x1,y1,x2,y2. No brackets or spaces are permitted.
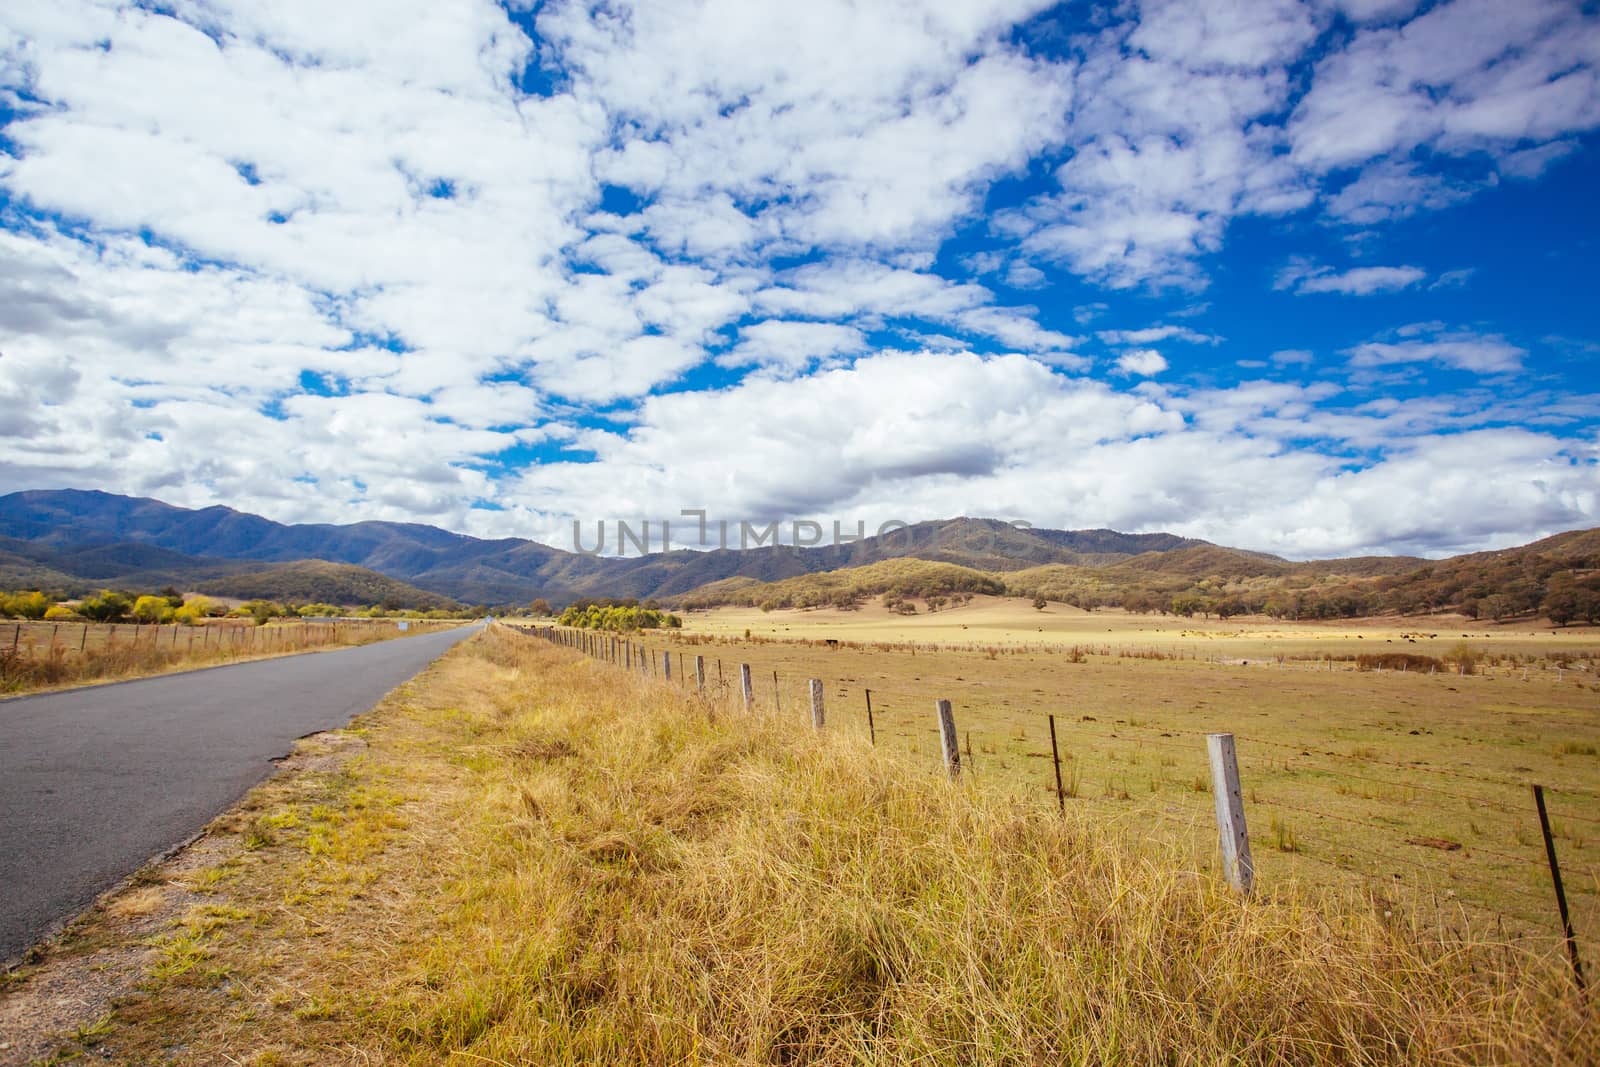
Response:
0,0,1597,558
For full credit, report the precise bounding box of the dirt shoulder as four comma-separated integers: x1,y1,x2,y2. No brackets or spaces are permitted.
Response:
0,661,439,1065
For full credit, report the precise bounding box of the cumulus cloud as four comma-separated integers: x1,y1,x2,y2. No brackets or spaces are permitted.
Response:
1114,349,1170,376
0,0,1595,555
720,321,868,373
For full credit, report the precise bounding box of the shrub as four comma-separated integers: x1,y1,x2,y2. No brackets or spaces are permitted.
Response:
2,590,52,619
78,590,132,622
132,594,175,624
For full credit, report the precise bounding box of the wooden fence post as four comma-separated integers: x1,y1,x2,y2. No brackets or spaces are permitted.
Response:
865,689,875,746
1048,714,1065,814
740,664,754,712
625,641,631,669
1534,784,1585,990
936,699,960,780
809,678,825,729
662,650,672,680
695,655,706,691
1207,733,1254,895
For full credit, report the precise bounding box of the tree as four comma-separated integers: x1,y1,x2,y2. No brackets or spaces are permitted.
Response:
131,595,175,623
78,590,132,622
529,598,552,617
4,590,51,619
1543,588,1580,627
1171,596,1203,618
1032,595,1047,611
174,597,214,625
1215,598,1246,620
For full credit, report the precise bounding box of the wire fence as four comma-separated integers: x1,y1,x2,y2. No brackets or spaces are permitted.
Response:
507,621,1600,980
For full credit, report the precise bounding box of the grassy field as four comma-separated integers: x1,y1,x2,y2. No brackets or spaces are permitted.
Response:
0,618,456,696
542,598,1600,953
7,625,1593,1065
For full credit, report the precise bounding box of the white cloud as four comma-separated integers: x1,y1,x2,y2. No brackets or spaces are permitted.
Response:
495,351,1597,558
0,0,1596,558
1270,348,1315,366
1345,324,1527,373
1097,324,1221,345
721,321,868,373
1114,349,1169,376
1275,258,1427,295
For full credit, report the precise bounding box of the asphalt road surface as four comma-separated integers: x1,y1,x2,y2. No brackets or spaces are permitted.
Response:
0,623,479,965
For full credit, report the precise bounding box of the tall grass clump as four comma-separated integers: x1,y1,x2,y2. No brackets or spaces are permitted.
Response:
361,628,1595,1065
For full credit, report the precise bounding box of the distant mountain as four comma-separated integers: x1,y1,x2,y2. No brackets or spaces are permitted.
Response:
0,491,1218,605
2,488,1591,619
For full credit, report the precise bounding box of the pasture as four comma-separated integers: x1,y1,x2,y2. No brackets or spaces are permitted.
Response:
559,598,1600,952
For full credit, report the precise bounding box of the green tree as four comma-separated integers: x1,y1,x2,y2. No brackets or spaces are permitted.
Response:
78,590,132,622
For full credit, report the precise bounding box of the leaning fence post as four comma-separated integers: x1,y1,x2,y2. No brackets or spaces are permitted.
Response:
1207,733,1254,895
740,663,754,712
865,689,876,746
809,679,825,729
695,655,706,691
936,699,960,779
1048,714,1065,814
1534,784,1585,990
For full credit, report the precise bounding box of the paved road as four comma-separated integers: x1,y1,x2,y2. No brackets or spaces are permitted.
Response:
0,624,479,965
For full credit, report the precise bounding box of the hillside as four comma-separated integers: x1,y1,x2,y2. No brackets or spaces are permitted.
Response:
191,561,462,610
678,526,1600,622
1,489,1595,617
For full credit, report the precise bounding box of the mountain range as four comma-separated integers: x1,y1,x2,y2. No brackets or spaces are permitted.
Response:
0,489,1594,618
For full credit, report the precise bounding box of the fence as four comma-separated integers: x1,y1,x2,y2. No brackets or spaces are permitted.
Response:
0,617,447,691
508,621,1597,985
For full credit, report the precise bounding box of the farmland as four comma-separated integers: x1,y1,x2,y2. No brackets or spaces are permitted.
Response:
546,597,1600,951
8,626,1592,1065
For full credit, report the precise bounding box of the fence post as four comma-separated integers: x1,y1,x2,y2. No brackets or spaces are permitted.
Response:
1207,733,1254,895
936,699,960,779
625,641,631,669
774,670,782,713
865,689,876,746
662,650,672,681
1048,714,1065,814
1534,784,1585,990
695,655,706,691
740,664,754,712
809,679,825,729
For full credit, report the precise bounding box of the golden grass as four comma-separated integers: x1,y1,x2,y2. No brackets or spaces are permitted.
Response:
582,608,1600,949
46,626,1597,1065
0,618,453,696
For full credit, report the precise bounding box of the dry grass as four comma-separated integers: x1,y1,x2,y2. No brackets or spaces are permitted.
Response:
594,609,1600,948
28,626,1596,1065
0,618,449,696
